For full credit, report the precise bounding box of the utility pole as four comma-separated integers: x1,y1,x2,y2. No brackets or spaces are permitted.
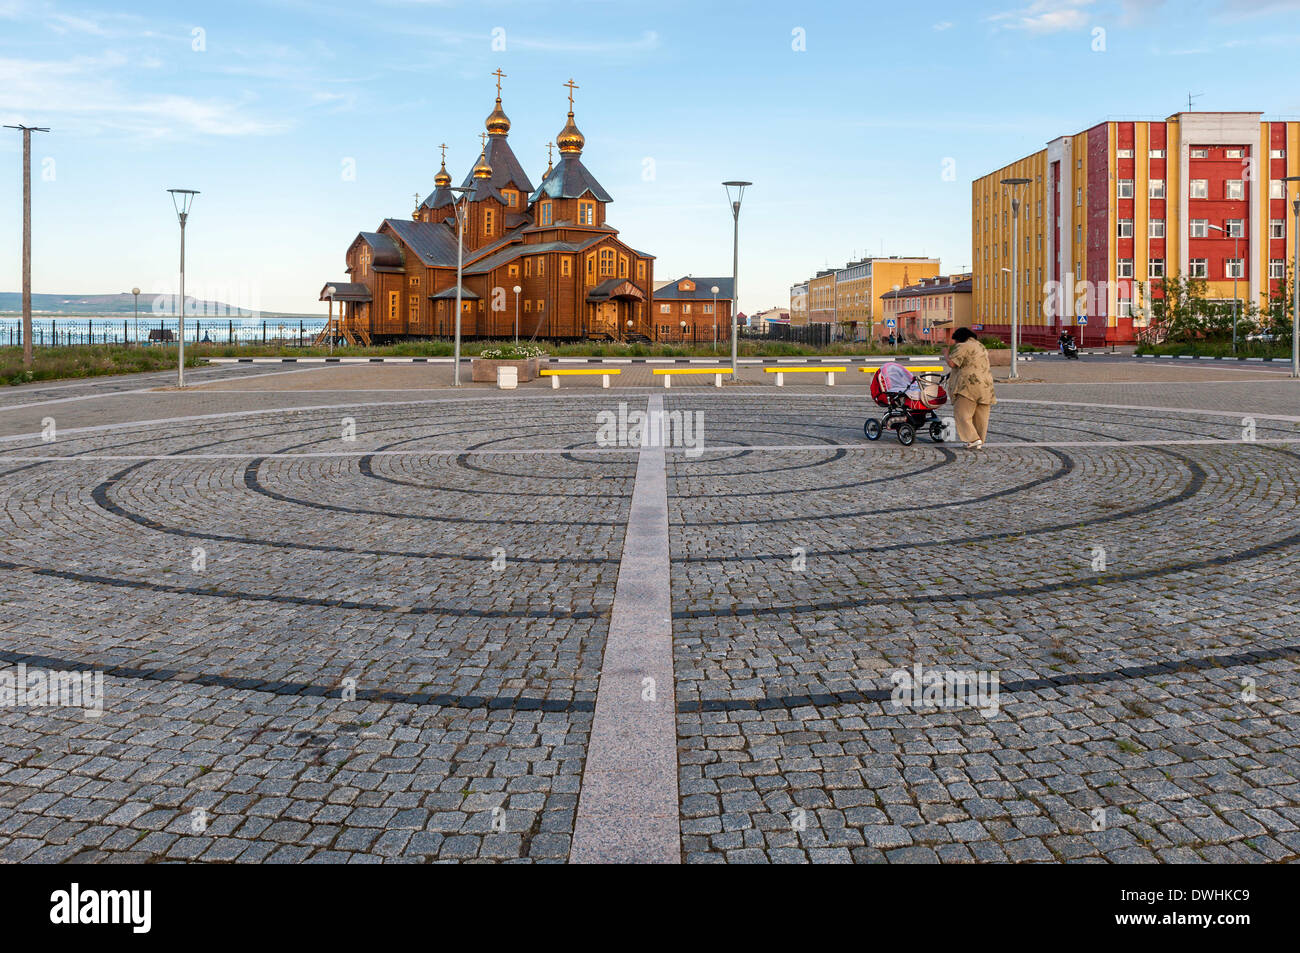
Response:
5,124,50,369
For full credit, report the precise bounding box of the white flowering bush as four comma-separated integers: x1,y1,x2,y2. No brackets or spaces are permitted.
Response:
479,344,548,360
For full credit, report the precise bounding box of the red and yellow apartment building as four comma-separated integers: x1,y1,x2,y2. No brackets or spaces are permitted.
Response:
880,274,973,344
973,112,1300,346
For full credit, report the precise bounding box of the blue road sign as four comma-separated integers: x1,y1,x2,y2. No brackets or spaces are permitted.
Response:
1077,315,1089,325
885,319,897,328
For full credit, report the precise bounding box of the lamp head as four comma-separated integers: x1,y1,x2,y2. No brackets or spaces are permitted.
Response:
167,188,199,221
723,180,751,212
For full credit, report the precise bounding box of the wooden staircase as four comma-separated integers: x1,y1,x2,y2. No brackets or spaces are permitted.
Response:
313,313,372,347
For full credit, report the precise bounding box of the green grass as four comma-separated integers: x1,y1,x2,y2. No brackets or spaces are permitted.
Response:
1136,340,1292,359
1,345,202,387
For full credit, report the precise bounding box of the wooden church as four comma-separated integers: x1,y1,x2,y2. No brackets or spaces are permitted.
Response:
319,74,657,344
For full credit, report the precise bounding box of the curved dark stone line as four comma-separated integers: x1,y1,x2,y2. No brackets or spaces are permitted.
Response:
682,446,1207,563
0,645,595,712
243,457,626,527
0,557,606,620
675,446,850,478
671,470,1300,619
670,446,957,498
687,447,1074,526
676,641,1300,712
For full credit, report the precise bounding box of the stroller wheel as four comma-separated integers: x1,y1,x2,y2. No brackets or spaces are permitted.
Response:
864,418,882,441
929,420,945,442
896,422,916,446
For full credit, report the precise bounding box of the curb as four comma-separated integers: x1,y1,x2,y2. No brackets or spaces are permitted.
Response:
1136,353,1289,362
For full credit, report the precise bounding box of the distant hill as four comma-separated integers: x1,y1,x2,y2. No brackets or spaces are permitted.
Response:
0,292,314,318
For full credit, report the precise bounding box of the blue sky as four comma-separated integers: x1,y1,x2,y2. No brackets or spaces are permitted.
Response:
3,0,1300,315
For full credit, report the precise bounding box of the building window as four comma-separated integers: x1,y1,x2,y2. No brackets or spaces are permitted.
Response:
1118,179,1134,198
1190,219,1209,238
359,247,371,277
1149,148,1165,158
637,261,646,280
1271,219,1285,239
1225,258,1245,279
1189,258,1208,278
508,264,519,279
1271,180,1285,199
1118,298,1132,317
1076,187,1082,205
599,248,615,276
561,257,571,277
683,303,692,314
1226,219,1244,238
659,304,670,314
1225,180,1244,200
1118,219,1134,238
1116,148,1133,159
1148,179,1165,199
1190,179,1208,199
409,294,419,315
1117,258,1134,279
579,202,595,225
1149,219,1165,238
537,258,545,277
388,291,399,322
524,258,531,278
1225,147,1244,159
1191,147,1208,158
618,255,628,278
1271,148,1286,159
703,303,713,314
537,300,545,312
524,299,531,313
1149,258,1165,278
1076,224,1082,244
540,201,552,226
484,208,494,234
1270,259,1285,279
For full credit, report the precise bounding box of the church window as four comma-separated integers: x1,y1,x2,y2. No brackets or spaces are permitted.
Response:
503,190,518,208
561,257,571,277
525,258,532,278
618,255,628,278
660,304,671,314
537,300,545,311
599,249,615,276
586,254,596,283
579,201,595,225
409,294,419,316
537,258,545,277
637,261,646,281
541,201,552,226
683,303,692,314
524,300,531,313
388,292,399,323
359,247,371,277
484,209,494,235
409,275,419,287
508,264,519,279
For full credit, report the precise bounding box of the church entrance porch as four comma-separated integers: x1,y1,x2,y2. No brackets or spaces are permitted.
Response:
585,279,649,341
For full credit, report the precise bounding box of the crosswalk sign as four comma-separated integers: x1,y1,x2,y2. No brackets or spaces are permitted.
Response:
1077,315,1089,325
885,319,897,328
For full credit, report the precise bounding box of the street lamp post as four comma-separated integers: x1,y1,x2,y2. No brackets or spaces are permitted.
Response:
167,189,199,387
1284,177,1300,378
711,286,719,352
723,181,751,379
6,124,50,369
1001,177,1031,380
513,284,522,343
131,287,140,345
324,285,337,354
450,187,471,386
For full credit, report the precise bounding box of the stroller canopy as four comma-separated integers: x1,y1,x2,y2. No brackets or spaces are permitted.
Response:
872,362,915,394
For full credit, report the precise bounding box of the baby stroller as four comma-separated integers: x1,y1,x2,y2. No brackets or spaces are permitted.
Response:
864,362,950,446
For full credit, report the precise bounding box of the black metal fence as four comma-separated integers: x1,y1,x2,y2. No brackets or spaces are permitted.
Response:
0,318,327,348
755,324,834,346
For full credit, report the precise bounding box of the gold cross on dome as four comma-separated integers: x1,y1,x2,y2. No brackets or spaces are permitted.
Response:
492,68,506,97
439,143,447,164
546,142,554,164
480,132,488,149
564,78,579,110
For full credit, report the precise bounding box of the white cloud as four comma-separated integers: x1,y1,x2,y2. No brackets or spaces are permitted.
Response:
933,20,954,30
0,54,289,138
989,0,1096,32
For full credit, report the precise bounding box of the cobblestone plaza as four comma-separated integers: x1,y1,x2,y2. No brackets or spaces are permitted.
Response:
1,359,1298,863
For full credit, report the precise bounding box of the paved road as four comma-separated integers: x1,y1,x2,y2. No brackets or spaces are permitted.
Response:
0,365,1297,862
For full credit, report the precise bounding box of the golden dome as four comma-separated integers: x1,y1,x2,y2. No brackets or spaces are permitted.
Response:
486,98,511,137
472,149,493,180
434,160,451,188
556,111,584,155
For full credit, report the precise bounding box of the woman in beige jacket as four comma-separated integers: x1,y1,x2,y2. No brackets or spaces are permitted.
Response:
944,327,997,450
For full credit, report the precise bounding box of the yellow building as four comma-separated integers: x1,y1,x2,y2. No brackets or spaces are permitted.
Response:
880,274,973,344
974,111,1300,345
796,257,940,339
807,270,837,324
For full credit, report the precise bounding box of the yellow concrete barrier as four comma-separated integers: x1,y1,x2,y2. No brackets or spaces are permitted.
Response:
541,368,621,389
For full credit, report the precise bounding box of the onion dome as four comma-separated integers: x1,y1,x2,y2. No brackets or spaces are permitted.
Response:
556,112,584,156
486,98,511,137
472,149,493,180
434,159,451,188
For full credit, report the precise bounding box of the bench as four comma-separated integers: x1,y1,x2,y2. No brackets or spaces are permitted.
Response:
540,368,621,389
147,329,176,343
651,367,730,388
764,366,847,386
858,365,945,375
